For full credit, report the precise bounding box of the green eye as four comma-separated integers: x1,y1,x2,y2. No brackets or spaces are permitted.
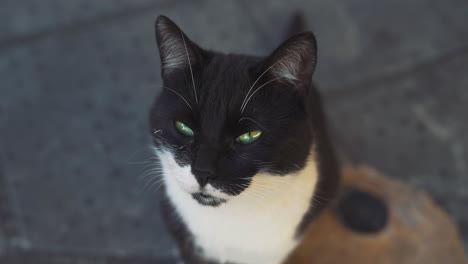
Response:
175,121,194,137
236,130,262,144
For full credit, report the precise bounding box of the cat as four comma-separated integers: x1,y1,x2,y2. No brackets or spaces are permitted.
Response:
149,15,340,264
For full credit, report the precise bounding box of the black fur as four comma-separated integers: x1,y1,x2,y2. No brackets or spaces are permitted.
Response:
150,15,340,263
335,188,388,234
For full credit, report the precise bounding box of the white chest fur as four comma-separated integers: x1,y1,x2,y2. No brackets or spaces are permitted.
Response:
158,150,319,264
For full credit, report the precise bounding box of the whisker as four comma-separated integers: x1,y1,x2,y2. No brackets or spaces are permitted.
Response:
241,77,284,113
240,55,292,111
142,173,163,190
153,129,163,135
140,167,164,177
140,173,163,189
150,178,166,193
164,87,192,110
180,30,198,104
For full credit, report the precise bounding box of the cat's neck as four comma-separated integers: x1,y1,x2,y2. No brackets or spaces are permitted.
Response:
163,150,320,264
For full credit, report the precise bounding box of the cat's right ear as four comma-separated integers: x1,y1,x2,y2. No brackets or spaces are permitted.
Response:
261,32,317,94
155,16,203,78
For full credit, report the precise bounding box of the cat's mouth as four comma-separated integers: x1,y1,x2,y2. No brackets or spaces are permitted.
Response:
191,192,227,207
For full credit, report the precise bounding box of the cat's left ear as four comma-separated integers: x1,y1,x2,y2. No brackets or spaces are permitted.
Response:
154,16,204,78
262,32,317,93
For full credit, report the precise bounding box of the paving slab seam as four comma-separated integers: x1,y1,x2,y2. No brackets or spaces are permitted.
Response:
0,0,191,51
324,44,468,101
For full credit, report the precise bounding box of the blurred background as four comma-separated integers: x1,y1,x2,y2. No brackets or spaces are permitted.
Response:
0,0,467,263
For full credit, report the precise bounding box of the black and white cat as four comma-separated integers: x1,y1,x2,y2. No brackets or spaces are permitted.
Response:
149,15,340,264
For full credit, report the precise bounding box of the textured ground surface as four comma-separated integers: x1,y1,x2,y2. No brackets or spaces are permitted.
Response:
0,0,467,262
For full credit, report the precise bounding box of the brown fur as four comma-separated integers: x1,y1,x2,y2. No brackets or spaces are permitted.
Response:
285,165,467,264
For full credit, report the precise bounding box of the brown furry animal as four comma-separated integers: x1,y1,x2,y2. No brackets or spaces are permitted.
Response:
285,165,467,264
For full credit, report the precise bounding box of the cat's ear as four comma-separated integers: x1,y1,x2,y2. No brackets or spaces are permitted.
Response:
155,16,203,77
262,32,317,92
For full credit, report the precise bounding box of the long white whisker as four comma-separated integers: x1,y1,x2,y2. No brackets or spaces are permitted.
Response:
140,168,164,178
143,174,164,191
240,55,292,111
140,173,163,189
149,178,166,193
180,30,198,104
164,86,192,110
241,77,284,113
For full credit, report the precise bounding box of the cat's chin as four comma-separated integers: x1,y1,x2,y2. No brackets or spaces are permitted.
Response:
191,192,227,207
176,182,231,207
174,178,230,206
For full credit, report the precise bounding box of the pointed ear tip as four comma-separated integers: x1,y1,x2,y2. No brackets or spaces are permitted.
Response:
298,31,317,46
155,15,164,24
283,31,317,52
155,15,174,29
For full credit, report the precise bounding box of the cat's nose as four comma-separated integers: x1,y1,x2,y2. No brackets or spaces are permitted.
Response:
192,168,214,188
192,145,217,187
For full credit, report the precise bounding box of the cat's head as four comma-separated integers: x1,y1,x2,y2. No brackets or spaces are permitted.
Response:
150,16,319,206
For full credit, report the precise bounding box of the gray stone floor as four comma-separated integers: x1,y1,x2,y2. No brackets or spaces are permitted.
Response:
0,0,467,262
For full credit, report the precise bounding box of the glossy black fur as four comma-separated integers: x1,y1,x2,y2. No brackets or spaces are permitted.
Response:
150,15,341,263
